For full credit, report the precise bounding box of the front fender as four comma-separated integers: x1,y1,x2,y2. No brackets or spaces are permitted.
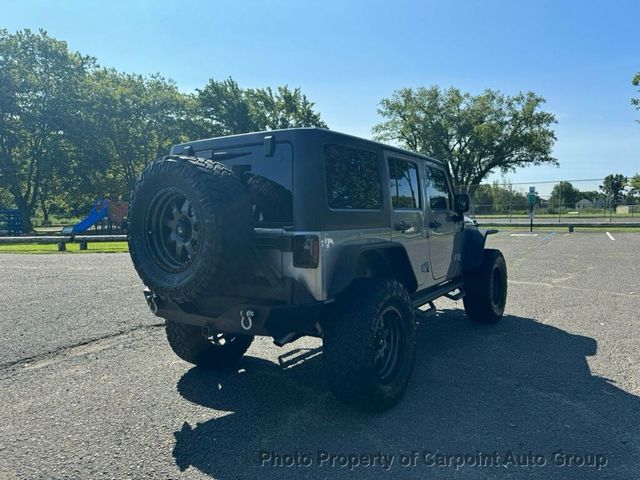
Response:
462,228,496,271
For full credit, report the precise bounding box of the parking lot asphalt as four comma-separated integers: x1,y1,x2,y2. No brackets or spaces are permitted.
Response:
0,231,639,479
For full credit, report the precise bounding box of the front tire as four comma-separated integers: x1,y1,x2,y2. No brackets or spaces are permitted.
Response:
322,279,416,411
463,248,508,323
165,320,254,368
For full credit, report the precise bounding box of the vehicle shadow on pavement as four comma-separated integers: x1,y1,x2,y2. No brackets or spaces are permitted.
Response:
171,310,640,479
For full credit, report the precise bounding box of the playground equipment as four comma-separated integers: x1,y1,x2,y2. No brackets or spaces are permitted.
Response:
0,209,22,236
65,199,128,235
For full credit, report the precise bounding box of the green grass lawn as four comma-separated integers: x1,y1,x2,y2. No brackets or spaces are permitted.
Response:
0,241,128,254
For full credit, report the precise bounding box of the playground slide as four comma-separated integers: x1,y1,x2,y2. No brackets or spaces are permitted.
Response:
71,202,108,234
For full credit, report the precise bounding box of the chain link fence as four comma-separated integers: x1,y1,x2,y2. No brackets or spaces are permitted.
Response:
456,178,640,224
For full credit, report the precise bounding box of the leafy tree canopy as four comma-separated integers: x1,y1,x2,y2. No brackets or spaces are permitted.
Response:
195,78,326,137
548,181,582,207
81,69,190,194
0,29,94,231
472,181,528,214
600,174,628,206
372,86,557,192
628,173,640,201
0,30,327,231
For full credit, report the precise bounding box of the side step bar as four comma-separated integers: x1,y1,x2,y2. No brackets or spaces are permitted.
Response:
411,278,465,309
444,289,465,301
415,301,436,320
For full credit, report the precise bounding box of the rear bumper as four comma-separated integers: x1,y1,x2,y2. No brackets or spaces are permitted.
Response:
144,289,324,340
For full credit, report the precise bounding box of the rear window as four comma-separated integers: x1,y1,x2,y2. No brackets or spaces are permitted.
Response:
325,144,382,210
196,143,293,226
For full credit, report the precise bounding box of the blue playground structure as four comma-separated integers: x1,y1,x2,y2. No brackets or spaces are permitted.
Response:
0,208,22,235
61,199,127,235
71,199,110,234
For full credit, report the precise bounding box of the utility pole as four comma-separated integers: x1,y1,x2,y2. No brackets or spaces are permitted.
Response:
558,182,562,223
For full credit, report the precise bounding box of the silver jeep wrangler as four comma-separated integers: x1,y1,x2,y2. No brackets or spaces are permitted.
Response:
128,128,507,411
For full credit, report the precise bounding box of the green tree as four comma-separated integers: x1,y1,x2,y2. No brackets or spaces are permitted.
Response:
548,181,582,209
372,86,557,193
580,190,606,203
628,173,640,202
0,31,328,229
0,187,13,208
81,69,191,196
247,85,327,130
195,78,254,136
0,29,93,231
472,182,527,214
196,78,326,137
600,174,628,207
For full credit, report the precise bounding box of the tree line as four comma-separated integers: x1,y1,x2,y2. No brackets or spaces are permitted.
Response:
471,173,640,215
552,175,640,208
0,30,326,231
1,29,637,231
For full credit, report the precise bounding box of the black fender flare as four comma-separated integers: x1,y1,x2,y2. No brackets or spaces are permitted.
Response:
327,242,418,297
462,228,497,271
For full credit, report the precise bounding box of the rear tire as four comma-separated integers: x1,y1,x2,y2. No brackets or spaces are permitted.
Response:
463,248,507,323
165,320,254,368
322,279,416,411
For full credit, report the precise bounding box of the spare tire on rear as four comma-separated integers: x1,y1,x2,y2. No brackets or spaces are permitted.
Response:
127,155,253,303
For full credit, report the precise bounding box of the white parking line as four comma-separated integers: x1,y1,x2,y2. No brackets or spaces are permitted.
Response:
606,232,615,241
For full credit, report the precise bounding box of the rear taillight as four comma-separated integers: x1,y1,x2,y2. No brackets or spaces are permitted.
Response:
293,235,319,268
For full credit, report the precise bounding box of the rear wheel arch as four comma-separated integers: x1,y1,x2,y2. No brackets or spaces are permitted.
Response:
380,246,418,294
355,250,391,279
328,244,418,298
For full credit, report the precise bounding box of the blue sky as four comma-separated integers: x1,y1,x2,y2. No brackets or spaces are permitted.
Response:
3,0,639,191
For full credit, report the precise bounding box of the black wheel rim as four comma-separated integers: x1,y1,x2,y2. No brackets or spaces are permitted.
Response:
146,189,200,272
373,305,405,383
492,266,503,306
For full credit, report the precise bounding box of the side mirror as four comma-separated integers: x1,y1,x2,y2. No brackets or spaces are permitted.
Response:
454,194,470,213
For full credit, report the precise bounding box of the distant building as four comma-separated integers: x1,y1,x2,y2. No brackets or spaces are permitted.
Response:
616,205,640,214
576,199,594,210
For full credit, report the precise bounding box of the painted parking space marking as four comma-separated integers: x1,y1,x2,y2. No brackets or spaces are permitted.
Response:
542,231,556,241
510,233,539,237
606,232,615,241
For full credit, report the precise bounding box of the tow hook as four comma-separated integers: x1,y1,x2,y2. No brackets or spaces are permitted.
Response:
150,296,159,314
240,309,255,331
146,293,159,314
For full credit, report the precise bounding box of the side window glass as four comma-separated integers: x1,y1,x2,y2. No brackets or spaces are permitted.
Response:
388,158,420,209
426,167,452,210
325,144,382,210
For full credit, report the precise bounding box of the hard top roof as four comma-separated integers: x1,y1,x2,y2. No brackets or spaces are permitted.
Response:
172,127,444,165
